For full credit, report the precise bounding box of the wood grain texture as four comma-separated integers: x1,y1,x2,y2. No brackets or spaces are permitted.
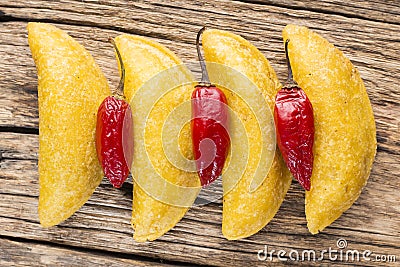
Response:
0,238,183,267
240,0,400,24
0,0,399,266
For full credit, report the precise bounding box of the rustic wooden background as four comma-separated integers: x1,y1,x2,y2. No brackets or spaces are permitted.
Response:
0,0,399,266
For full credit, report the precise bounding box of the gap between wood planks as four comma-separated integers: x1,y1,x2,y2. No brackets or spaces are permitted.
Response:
0,126,38,135
0,235,198,267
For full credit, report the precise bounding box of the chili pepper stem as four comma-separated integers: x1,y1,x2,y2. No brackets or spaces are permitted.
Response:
284,39,298,89
109,37,126,99
196,27,211,86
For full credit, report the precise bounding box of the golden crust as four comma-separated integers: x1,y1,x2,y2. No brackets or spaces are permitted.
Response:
114,34,200,242
28,22,109,227
282,24,376,234
202,29,292,240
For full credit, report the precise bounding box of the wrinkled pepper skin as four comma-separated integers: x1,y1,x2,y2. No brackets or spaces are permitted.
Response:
191,85,230,186
274,86,314,191
96,96,133,188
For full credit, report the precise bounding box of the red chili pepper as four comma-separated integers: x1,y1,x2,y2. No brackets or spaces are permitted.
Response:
192,27,230,186
96,38,134,188
274,39,314,191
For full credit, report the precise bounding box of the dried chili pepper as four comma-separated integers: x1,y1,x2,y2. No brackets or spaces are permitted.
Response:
96,38,134,188
192,27,230,186
274,39,314,191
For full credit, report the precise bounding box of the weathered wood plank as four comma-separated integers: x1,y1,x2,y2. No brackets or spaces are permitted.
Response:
0,238,183,267
0,18,398,161
1,0,400,60
0,173,398,266
0,132,398,266
0,0,399,266
0,19,399,148
240,0,400,24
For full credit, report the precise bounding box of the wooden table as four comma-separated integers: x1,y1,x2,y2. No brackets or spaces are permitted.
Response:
0,1,399,266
